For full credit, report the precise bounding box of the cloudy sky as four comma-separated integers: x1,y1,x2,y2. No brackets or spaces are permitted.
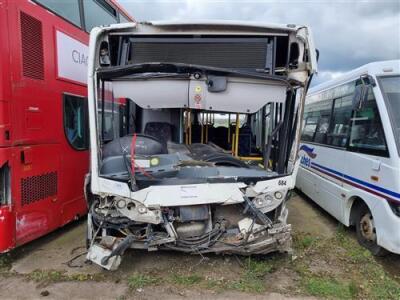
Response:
117,0,400,85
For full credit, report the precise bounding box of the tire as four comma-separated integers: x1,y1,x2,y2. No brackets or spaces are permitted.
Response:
355,204,388,256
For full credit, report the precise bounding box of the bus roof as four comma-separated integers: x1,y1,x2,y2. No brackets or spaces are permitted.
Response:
146,20,304,32
308,60,400,97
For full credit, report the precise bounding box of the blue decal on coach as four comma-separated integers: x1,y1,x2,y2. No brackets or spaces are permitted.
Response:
299,144,317,168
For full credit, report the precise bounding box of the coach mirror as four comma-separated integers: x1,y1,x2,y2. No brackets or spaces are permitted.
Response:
352,74,375,111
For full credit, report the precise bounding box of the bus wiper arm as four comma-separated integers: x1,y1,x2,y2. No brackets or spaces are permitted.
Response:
97,62,300,89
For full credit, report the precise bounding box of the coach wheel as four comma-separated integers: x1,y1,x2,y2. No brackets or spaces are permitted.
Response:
355,204,387,256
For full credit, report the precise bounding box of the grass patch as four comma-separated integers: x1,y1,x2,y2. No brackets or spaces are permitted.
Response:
170,274,203,286
29,269,66,283
227,257,274,293
303,276,357,299
127,273,160,290
26,269,105,285
293,232,318,250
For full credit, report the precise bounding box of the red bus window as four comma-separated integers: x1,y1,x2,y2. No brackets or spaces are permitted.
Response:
63,94,88,150
83,0,118,32
34,0,81,27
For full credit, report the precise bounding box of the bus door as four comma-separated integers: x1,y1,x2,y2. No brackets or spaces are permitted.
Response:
12,144,62,246
343,85,390,206
315,96,352,221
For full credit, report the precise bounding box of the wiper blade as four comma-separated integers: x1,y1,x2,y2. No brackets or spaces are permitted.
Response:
117,72,190,80
97,62,299,87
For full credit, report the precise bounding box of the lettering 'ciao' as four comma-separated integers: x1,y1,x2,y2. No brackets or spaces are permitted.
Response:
72,50,88,66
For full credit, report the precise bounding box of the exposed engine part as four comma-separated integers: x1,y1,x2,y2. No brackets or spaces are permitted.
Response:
175,222,207,239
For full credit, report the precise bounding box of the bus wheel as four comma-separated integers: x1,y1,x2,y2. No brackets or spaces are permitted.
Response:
355,204,387,256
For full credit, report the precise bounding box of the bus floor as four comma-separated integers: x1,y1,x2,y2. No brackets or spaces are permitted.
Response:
1,193,399,300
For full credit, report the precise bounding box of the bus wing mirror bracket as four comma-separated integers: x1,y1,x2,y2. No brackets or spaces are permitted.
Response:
352,74,375,111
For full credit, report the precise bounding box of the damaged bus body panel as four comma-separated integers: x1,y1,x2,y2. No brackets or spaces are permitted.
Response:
86,21,317,270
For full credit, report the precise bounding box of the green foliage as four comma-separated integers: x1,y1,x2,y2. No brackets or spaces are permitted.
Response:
29,269,65,283
170,274,202,286
127,273,160,289
303,276,357,299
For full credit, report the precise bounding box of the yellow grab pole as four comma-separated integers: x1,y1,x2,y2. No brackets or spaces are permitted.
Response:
227,114,231,144
185,110,188,145
205,113,209,143
188,109,192,145
201,113,204,144
231,134,235,154
235,113,240,157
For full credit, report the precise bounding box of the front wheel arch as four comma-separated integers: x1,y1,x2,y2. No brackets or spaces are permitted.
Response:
349,197,387,256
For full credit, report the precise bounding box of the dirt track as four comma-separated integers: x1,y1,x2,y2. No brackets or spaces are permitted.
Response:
1,193,399,300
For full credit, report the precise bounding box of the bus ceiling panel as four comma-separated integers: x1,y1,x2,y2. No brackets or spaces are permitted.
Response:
188,79,287,113
112,79,188,109
111,78,286,113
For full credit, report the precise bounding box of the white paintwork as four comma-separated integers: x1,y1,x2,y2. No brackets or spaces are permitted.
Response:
56,31,88,84
112,78,286,113
133,182,245,207
296,60,400,254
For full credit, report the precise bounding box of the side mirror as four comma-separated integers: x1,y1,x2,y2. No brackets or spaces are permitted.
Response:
352,75,375,111
206,76,227,92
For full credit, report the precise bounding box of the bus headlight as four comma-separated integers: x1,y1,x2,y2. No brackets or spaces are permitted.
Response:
253,190,287,213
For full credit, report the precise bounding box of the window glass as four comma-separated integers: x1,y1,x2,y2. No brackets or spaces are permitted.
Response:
84,0,118,32
314,115,330,144
301,115,318,142
379,76,400,153
35,0,81,27
349,88,388,156
302,100,332,142
119,13,130,23
327,95,353,147
64,95,88,150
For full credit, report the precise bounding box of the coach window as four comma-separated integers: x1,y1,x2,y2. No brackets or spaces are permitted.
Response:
64,94,88,150
313,101,332,144
301,114,319,142
35,0,81,27
327,95,353,147
83,0,118,32
348,88,388,156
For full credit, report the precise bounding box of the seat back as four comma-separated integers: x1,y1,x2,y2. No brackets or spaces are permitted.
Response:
144,122,173,145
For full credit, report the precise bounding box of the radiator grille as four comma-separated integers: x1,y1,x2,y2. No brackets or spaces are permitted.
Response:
21,172,57,206
130,42,267,69
20,12,44,80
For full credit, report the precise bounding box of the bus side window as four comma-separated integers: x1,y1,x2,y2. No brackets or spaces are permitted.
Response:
327,95,353,147
301,115,319,142
348,88,388,156
63,94,88,150
83,0,118,32
35,0,81,27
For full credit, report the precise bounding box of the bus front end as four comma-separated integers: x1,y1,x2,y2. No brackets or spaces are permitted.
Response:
86,21,317,270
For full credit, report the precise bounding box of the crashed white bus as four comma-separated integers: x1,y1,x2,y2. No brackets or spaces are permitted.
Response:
85,21,317,270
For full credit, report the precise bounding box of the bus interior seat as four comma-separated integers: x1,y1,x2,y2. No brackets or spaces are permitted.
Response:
144,122,174,146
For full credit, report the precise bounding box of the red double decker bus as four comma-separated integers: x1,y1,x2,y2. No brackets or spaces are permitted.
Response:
0,0,133,252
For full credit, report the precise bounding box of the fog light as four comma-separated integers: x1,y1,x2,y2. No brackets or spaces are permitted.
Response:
116,199,126,209
274,191,283,200
138,206,147,214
